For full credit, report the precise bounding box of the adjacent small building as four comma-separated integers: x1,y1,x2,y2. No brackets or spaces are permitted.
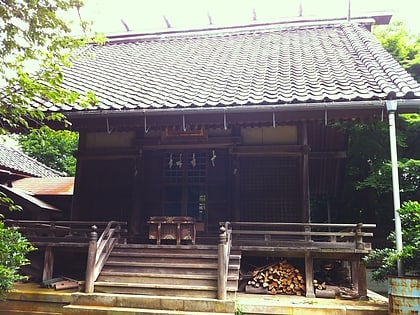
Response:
0,143,66,220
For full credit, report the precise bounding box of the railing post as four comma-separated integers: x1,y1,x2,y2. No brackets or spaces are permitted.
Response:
217,224,227,300
355,223,363,249
304,224,311,242
85,225,98,293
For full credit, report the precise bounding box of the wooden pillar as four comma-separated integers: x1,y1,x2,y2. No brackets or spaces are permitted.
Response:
301,121,310,222
129,149,143,241
42,246,54,282
351,260,359,292
352,258,368,298
85,225,98,293
358,261,368,298
304,252,315,298
231,150,241,221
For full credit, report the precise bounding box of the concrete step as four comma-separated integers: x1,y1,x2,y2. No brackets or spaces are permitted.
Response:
236,295,388,315
0,286,72,315
0,311,61,315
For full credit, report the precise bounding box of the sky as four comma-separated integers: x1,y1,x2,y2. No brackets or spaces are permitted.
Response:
72,0,420,35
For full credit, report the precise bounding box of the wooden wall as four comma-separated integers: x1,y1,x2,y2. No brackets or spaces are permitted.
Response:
71,121,348,241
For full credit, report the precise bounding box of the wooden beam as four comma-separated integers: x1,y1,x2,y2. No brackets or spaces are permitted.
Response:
232,145,309,157
309,151,347,159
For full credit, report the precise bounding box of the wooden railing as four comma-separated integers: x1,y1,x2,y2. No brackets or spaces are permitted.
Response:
85,221,126,293
3,220,127,247
225,222,376,252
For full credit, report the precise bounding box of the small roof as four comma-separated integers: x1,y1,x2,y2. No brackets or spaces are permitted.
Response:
0,184,61,213
0,144,65,178
11,177,74,195
33,20,420,116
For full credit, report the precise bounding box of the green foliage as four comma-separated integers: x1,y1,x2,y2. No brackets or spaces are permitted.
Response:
364,201,420,281
351,115,420,197
374,21,420,82
0,192,23,213
18,126,78,176
0,218,35,299
0,0,100,133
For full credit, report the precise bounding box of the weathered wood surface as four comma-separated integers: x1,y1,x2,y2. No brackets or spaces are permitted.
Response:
95,244,241,298
148,216,196,245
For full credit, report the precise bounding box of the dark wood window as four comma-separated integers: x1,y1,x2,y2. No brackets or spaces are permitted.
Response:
239,157,301,222
162,151,208,222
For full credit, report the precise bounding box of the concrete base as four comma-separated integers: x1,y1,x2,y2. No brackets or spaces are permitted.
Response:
236,290,388,315
0,283,388,315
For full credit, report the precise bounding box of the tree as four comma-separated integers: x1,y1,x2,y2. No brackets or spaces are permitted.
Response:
373,20,420,82
0,0,100,296
18,127,78,176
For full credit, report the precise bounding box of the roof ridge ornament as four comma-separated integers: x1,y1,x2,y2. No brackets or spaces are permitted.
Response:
106,117,113,134
144,113,150,134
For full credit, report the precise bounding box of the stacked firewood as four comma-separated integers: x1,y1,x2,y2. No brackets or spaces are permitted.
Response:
313,279,327,290
247,260,306,295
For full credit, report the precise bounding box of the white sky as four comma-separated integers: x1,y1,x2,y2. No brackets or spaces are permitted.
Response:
71,0,420,35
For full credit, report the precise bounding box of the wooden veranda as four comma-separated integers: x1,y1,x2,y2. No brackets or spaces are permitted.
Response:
6,219,375,299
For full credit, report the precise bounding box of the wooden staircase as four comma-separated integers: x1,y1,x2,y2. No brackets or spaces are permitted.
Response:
94,244,241,299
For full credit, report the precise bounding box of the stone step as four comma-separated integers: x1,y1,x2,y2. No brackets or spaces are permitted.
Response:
69,292,235,312
0,310,61,315
63,305,233,315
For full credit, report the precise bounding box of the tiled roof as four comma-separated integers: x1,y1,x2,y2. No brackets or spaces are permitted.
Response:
0,144,64,178
38,22,420,113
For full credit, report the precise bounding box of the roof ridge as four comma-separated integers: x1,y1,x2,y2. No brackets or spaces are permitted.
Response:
104,15,383,45
0,144,65,177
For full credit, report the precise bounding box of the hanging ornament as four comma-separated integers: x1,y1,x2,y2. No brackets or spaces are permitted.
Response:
168,153,174,169
211,150,216,167
176,153,183,168
190,152,197,168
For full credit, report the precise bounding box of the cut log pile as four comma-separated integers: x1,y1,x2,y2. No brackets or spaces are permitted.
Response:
313,279,327,290
246,260,306,295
